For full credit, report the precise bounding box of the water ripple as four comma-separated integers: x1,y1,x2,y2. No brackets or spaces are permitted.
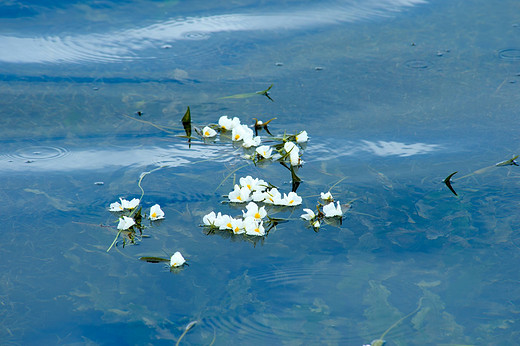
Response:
0,0,428,64
498,48,520,61
201,264,357,344
0,141,235,172
7,145,70,161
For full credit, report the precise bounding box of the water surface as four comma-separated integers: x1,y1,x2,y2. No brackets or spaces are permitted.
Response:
2,0,520,344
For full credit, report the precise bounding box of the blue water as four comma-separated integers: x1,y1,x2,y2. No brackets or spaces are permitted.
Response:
2,0,520,344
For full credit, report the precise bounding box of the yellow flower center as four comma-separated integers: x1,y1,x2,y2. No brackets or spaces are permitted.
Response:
205,131,210,136
226,222,232,229
288,200,294,204
237,195,242,201
247,184,252,190
234,227,240,233
234,134,240,140
254,212,261,219
255,228,260,233
152,212,157,218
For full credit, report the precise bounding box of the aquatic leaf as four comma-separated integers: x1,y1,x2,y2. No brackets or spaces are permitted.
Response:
220,84,274,101
443,171,458,196
181,107,192,147
255,83,274,101
23,188,77,211
495,155,519,166
139,256,169,263
181,106,191,124
279,161,302,192
253,117,276,136
411,288,465,343
361,280,402,341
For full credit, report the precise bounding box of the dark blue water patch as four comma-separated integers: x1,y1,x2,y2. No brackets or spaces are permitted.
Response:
0,3,38,18
0,73,200,84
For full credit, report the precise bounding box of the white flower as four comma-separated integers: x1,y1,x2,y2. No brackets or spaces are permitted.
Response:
122,198,140,209
289,150,300,166
203,211,222,227
242,135,261,148
256,145,273,159
109,197,140,211
149,204,165,220
301,208,316,221
284,141,300,166
244,218,265,236
170,251,186,267
117,216,135,230
251,190,267,202
323,201,343,217
202,126,217,138
230,218,245,234
109,201,124,212
218,214,235,230
263,188,282,204
228,184,251,203
240,176,268,192
242,202,267,220
312,220,320,228
295,130,308,143
279,191,302,206
218,115,241,131
284,141,298,154
231,124,254,142
320,191,333,201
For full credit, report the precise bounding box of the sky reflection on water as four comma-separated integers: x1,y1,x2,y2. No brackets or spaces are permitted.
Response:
0,0,426,63
0,138,440,172
3,0,520,344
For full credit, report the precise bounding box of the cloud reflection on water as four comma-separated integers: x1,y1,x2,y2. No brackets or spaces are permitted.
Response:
0,0,427,63
1,138,441,172
309,139,442,161
0,143,234,172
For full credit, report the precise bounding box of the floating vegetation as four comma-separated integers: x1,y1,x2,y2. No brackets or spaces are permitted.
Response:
220,84,274,101
443,155,519,196
495,155,519,166
443,171,458,196
103,86,353,275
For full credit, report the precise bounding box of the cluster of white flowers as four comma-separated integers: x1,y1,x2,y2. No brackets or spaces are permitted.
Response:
203,201,268,236
300,191,345,230
217,115,262,148
198,115,308,167
109,198,165,230
109,197,140,212
108,197,186,269
228,175,302,206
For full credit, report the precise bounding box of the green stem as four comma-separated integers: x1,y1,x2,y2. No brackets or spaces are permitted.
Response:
378,297,424,341
106,230,122,252
176,321,197,346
